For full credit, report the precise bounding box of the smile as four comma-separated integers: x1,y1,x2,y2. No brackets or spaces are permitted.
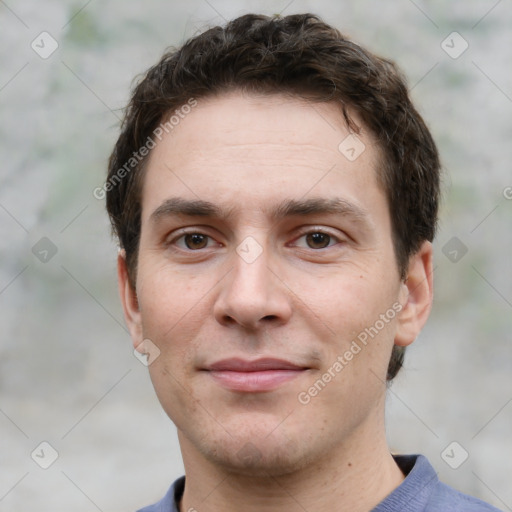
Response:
204,358,309,392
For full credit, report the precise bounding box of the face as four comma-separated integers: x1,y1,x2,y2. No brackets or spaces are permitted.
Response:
119,91,432,476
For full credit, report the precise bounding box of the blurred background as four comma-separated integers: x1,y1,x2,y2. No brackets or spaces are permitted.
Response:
1,0,511,510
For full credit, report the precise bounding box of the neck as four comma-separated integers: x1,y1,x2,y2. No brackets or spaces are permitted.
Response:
178,423,404,512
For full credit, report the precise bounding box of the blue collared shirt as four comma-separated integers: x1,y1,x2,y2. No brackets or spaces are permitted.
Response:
136,454,502,511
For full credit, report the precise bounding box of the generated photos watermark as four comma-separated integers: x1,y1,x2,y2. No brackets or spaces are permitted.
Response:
93,97,198,200
298,302,403,405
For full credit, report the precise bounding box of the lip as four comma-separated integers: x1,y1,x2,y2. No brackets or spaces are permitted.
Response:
207,357,306,372
204,358,309,392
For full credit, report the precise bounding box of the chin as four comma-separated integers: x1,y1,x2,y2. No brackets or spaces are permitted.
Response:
199,428,316,478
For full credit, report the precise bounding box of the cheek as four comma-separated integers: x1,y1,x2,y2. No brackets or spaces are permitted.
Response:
301,269,400,381
137,258,208,331
290,266,396,328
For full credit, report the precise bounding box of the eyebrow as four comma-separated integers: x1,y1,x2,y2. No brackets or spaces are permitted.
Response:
149,196,371,225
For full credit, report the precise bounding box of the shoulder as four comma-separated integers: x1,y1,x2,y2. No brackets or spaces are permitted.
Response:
427,480,503,511
377,454,503,512
135,476,185,512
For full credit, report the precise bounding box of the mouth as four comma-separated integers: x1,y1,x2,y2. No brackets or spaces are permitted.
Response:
203,358,310,392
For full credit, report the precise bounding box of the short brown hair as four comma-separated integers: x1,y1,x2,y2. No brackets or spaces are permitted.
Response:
106,13,440,380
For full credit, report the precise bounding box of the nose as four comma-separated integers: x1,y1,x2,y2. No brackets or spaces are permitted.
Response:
213,241,293,330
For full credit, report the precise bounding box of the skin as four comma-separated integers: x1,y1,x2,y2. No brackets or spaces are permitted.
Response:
118,90,433,512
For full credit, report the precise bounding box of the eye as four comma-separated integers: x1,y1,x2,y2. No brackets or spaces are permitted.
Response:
293,230,341,250
173,232,216,250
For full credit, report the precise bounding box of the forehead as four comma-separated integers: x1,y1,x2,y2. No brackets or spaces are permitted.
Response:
140,91,384,223
151,90,373,154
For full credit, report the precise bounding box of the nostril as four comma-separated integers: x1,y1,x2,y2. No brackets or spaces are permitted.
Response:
222,315,237,325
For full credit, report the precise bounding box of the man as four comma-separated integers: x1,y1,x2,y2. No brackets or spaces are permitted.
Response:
105,13,501,512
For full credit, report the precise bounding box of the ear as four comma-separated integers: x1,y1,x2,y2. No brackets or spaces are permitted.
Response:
394,241,434,347
117,250,143,348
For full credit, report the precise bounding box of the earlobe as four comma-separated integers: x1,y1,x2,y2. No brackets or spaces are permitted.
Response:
394,241,434,347
117,250,143,347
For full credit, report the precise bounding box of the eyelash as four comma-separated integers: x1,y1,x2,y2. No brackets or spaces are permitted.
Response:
167,228,343,252
290,228,342,250
170,231,218,251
